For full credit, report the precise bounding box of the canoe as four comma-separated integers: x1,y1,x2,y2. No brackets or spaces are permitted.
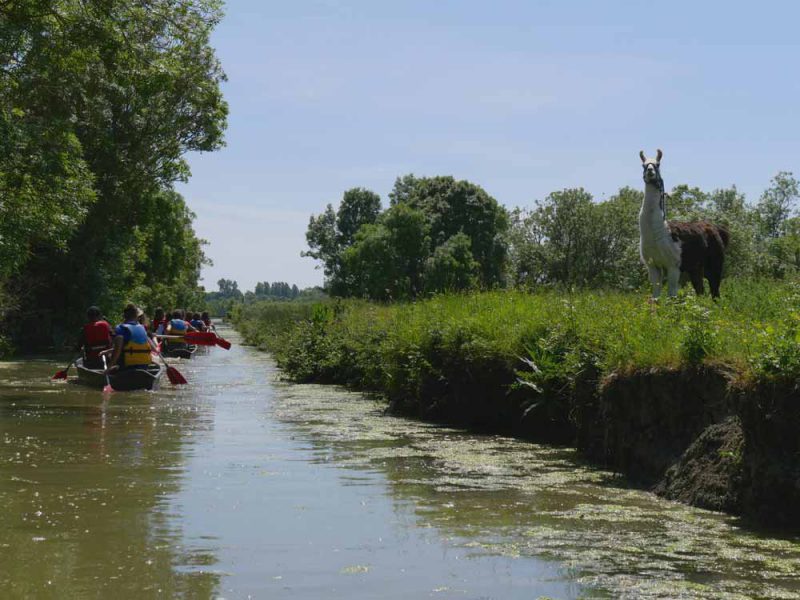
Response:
75,358,163,391
162,344,197,359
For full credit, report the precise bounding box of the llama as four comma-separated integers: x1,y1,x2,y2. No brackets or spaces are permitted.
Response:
639,149,730,299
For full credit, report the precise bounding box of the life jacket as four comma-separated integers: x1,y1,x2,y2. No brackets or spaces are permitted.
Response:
167,318,188,344
190,319,205,331
120,322,152,367
151,317,166,335
83,321,112,360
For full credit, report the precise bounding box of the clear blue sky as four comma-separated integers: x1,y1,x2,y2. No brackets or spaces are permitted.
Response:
177,0,800,292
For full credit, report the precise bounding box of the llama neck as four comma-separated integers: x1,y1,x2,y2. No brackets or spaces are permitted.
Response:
640,182,665,229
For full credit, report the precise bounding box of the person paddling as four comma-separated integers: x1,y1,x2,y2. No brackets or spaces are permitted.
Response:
164,309,197,351
190,312,206,332
104,304,157,372
201,311,215,332
151,307,167,336
77,306,112,369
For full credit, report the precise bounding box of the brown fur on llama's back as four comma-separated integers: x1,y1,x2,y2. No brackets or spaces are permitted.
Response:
668,220,730,298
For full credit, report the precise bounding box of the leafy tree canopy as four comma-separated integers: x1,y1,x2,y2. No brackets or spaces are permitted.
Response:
0,0,228,350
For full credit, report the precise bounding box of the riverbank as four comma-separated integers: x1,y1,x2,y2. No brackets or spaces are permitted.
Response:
232,281,800,530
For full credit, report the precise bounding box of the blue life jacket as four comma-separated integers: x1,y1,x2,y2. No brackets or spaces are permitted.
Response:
119,322,151,367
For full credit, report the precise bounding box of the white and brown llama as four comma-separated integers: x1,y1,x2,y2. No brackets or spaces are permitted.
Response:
639,149,729,299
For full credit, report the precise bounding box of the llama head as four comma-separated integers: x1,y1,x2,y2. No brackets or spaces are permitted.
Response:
639,149,663,187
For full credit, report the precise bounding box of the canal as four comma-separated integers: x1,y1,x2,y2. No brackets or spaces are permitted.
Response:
1,328,798,599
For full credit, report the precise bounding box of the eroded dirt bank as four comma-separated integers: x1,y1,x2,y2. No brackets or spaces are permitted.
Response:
388,365,799,530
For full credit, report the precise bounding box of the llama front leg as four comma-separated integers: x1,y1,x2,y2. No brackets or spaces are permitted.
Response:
648,264,662,299
667,266,681,297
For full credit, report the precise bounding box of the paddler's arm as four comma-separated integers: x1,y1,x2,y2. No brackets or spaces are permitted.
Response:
106,336,124,371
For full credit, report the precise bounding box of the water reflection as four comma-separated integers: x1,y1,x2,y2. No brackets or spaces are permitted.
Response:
0,359,219,597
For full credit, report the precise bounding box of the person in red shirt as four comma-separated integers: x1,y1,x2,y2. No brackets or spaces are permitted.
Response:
76,306,112,369
150,307,167,336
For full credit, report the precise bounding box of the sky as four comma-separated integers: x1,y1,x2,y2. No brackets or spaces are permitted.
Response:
177,0,800,292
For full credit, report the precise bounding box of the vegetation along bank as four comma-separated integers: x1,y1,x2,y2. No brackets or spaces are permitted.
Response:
233,280,800,531
0,2,227,354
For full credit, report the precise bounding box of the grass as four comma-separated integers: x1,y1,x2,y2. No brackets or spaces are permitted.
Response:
231,279,800,402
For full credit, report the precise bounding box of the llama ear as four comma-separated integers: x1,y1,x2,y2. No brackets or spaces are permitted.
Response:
639,150,646,163
656,148,663,162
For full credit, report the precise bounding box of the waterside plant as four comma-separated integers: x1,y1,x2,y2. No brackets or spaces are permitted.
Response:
233,279,800,394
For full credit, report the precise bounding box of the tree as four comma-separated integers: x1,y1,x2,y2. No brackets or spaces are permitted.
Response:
0,3,98,279
388,174,419,206
704,186,761,277
589,187,642,288
508,187,643,289
529,188,595,285
391,175,509,287
423,233,479,294
336,188,381,247
339,204,430,300
507,207,548,288
216,279,242,299
758,172,799,238
1,0,228,345
304,187,382,289
304,204,340,281
666,185,708,220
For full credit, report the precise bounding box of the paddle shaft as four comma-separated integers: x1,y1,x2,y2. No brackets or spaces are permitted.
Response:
101,354,114,393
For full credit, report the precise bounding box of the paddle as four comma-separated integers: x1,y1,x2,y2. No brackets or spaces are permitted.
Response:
157,331,231,350
52,354,80,380
153,348,188,385
189,330,231,350
100,354,115,394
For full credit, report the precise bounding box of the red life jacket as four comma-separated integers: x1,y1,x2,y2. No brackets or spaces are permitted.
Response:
83,320,112,360
151,318,166,334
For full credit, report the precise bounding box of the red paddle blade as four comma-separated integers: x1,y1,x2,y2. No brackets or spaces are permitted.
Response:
183,331,231,350
166,366,187,385
103,384,114,394
52,370,68,380
183,331,218,346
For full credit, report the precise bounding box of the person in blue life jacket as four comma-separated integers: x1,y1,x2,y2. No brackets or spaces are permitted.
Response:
165,308,198,349
189,312,206,332
104,304,157,371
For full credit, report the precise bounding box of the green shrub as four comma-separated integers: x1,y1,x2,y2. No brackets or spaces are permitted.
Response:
677,297,720,365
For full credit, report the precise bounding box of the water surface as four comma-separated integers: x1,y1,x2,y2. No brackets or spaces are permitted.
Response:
1,330,798,599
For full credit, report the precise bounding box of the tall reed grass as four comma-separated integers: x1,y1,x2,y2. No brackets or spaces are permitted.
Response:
232,279,800,396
